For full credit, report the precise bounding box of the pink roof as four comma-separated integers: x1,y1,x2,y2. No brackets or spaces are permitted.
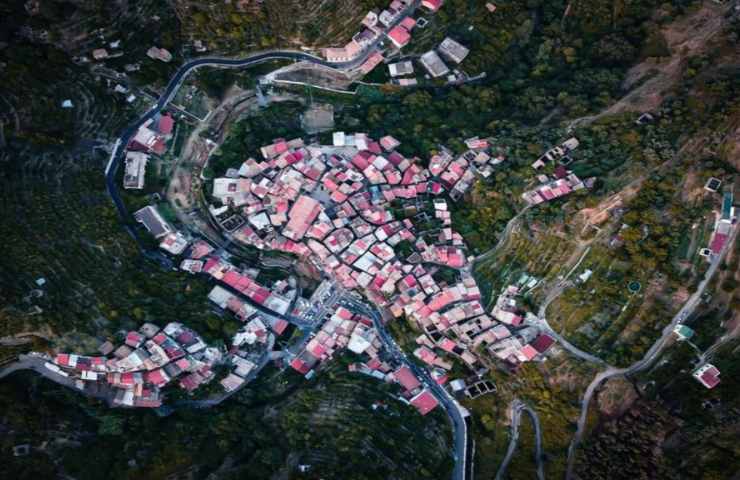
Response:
367,357,382,370
394,366,421,391
519,344,539,361
422,0,443,12
700,370,720,388
290,357,311,375
145,369,169,386
410,389,439,415
126,331,144,347
360,52,384,74
531,334,555,353
439,338,457,353
388,25,411,48
337,307,354,320
158,114,174,135
710,233,728,255
400,16,417,31
272,319,289,335
284,195,321,240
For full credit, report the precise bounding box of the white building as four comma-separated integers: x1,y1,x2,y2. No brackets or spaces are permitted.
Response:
123,151,148,189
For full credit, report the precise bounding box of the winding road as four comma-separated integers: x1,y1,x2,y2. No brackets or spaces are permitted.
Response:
495,399,545,480
564,222,738,479
341,296,470,480
98,6,477,476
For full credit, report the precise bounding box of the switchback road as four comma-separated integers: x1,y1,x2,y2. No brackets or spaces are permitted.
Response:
495,399,545,480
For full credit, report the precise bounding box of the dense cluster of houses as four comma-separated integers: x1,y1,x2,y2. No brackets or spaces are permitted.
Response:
291,306,377,373
205,131,558,404
45,322,218,408
323,0,418,64
322,0,459,83
522,137,592,206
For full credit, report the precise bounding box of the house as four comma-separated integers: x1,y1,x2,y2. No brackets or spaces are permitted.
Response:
562,137,580,151
92,48,109,60
704,177,721,192
419,50,449,78
283,195,322,241
388,61,414,77
159,232,189,255
123,151,148,190
421,0,444,12
673,324,694,341
438,37,469,63
147,46,173,62
359,52,384,75
692,363,720,389
409,389,439,415
221,373,245,392
393,365,421,392
530,334,554,354
134,206,173,239
387,25,411,48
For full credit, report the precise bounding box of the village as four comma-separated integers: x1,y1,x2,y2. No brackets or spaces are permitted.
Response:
38,88,736,415
5,4,729,450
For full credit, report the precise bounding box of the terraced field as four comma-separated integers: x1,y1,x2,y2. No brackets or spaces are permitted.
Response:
0,151,229,347
1,361,453,480
174,0,379,54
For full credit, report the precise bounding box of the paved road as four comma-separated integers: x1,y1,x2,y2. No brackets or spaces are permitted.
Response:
470,205,531,270
531,283,609,366
0,354,116,405
495,399,545,480
564,223,738,479
340,296,469,480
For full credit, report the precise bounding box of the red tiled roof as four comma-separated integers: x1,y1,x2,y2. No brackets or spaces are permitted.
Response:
272,319,289,335
159,114,174,135
530,334,555,354
710,232,728,255
410,389,439,415
290,357,311,375
388,25,411,48
700,370,720,388
394,366,421,391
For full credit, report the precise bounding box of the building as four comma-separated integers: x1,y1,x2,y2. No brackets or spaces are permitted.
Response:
419,50,449,78
393,365,421,392
387,25,411,48
388,61,414,77
438,37,469,63
409,389,439,415
92,48,109,60
692,363,720,389
673,324,694,341
123,151,148,190
421,0,444,12
706,191,736,256
359,51,384,75
134,206,173,239
147,46,173,62
283,195,322,241
704,177,722,192
159,232,189,255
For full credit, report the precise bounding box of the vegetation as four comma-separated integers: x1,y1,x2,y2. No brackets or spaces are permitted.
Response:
1,362,453,479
